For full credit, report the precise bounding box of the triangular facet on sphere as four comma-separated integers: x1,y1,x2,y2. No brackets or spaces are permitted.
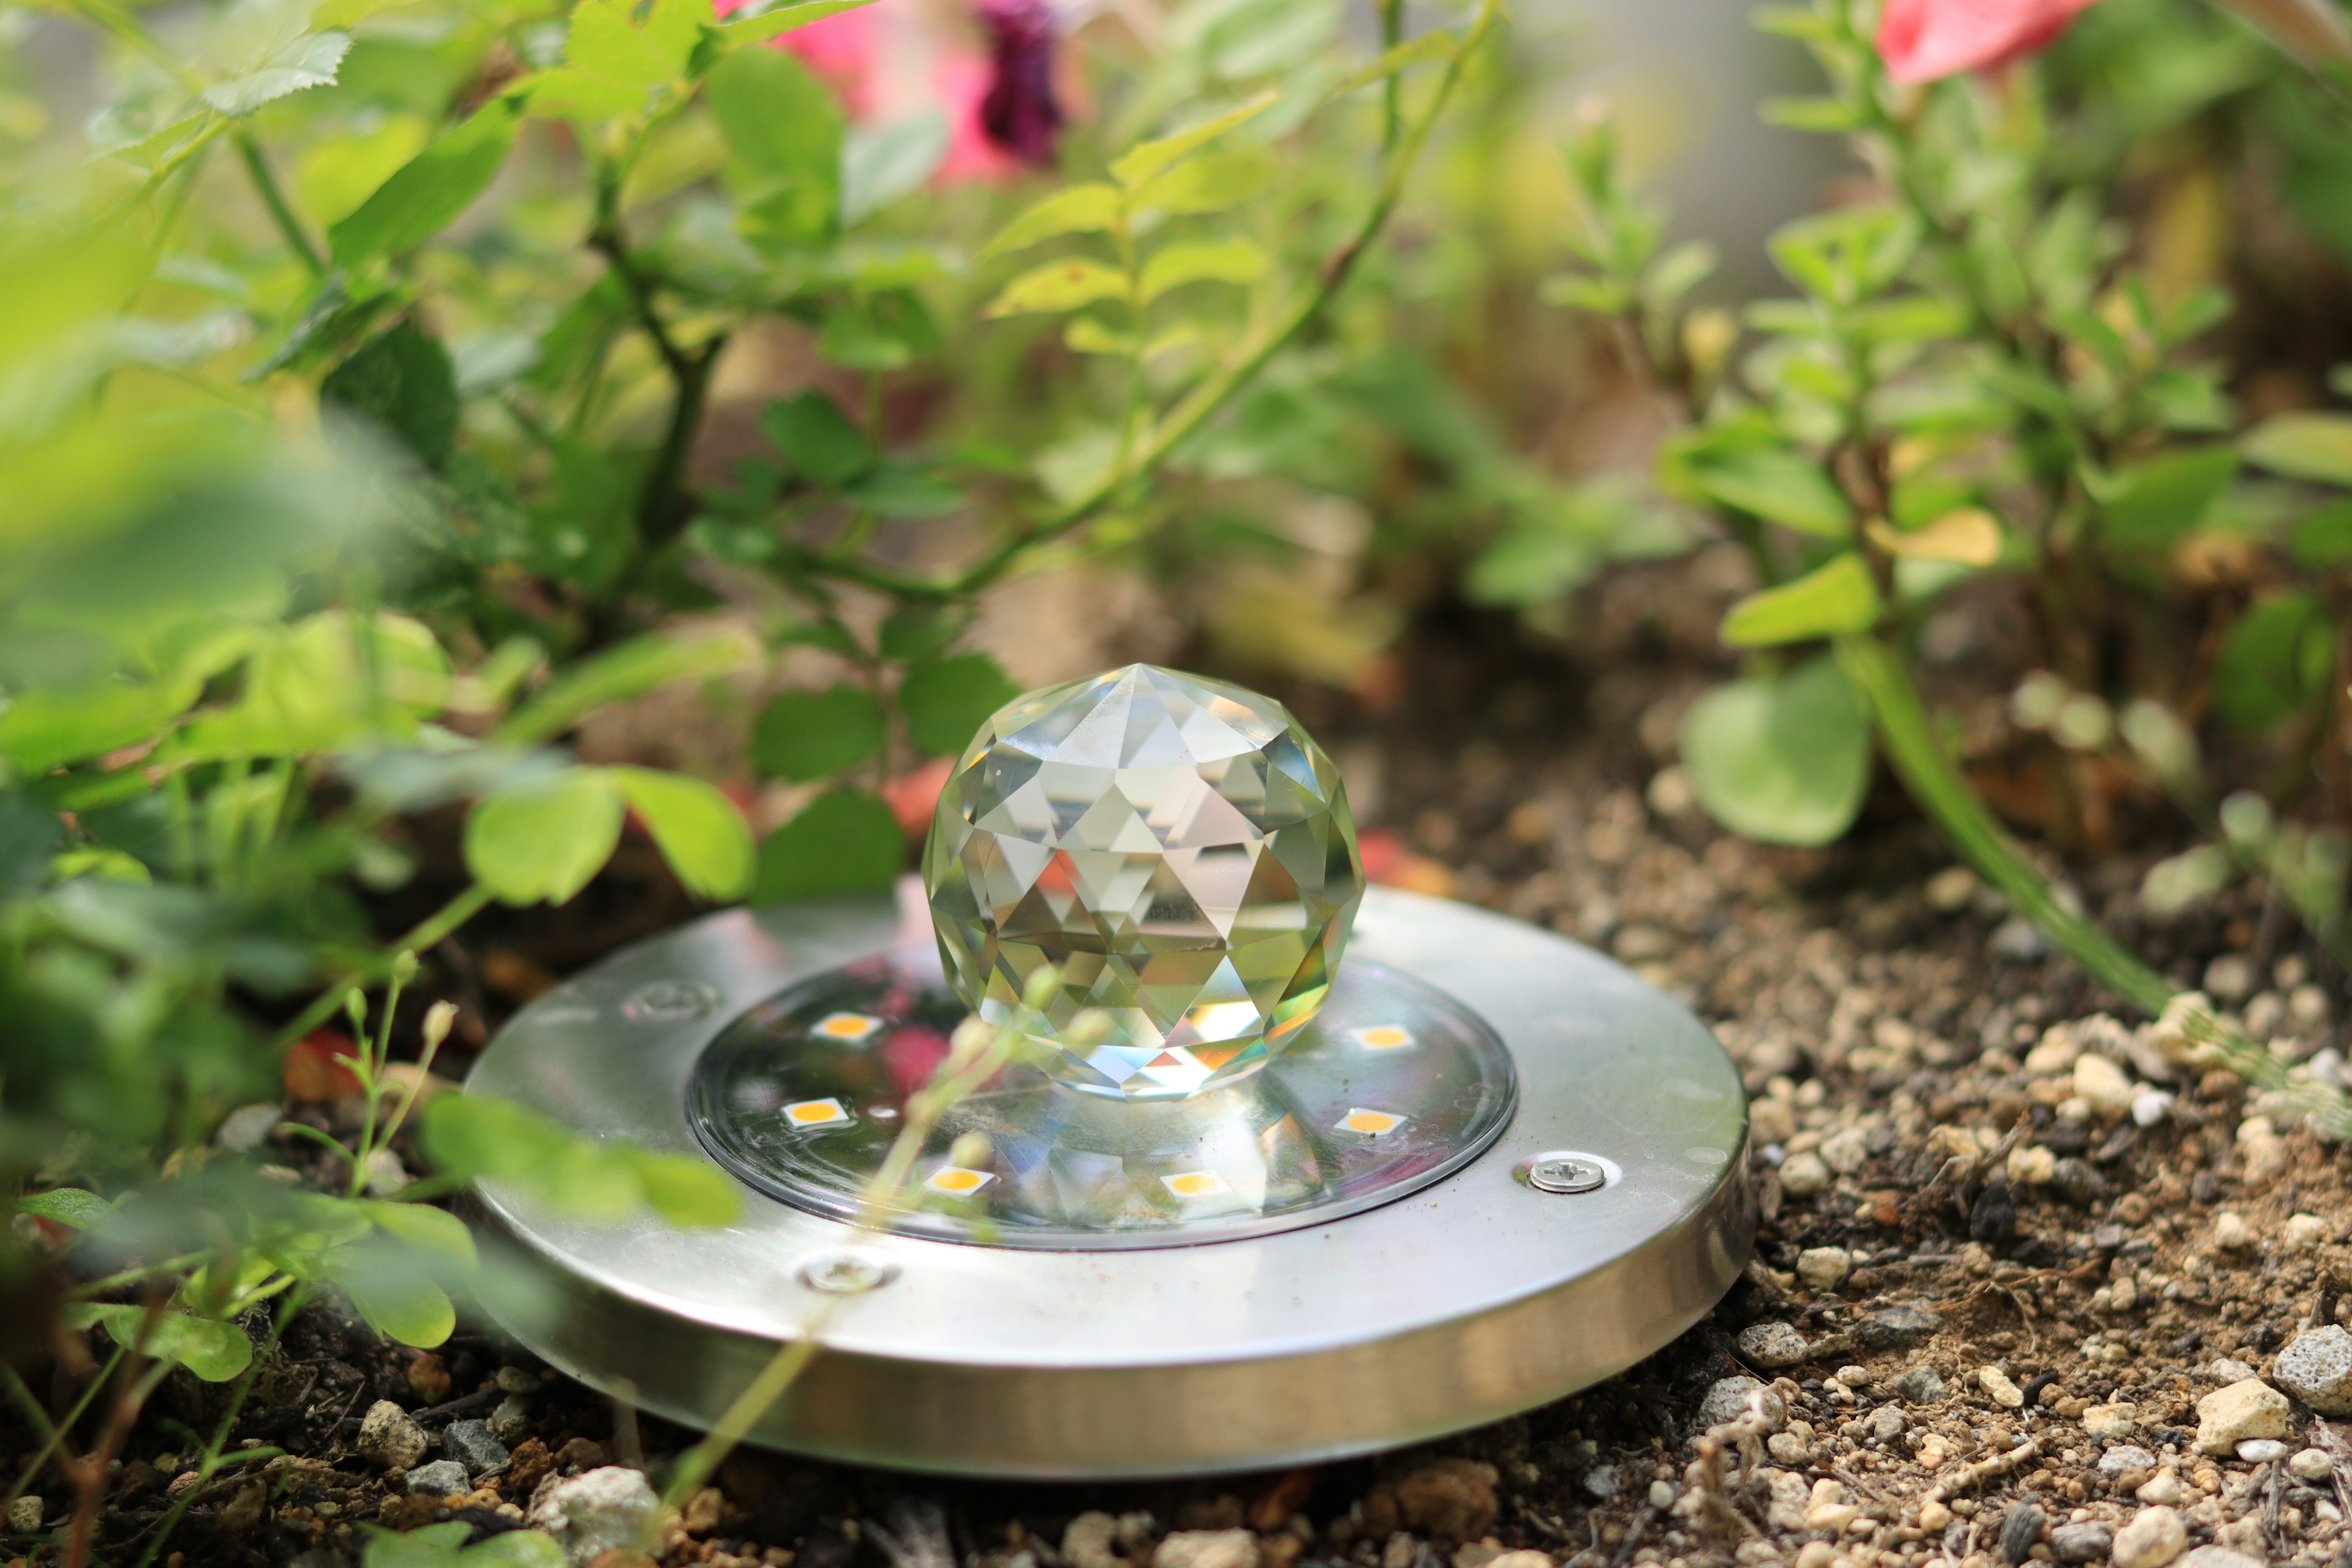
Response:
922,665,1365,1099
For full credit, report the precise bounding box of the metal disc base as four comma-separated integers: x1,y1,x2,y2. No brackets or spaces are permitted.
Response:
466,887,1754,1478
685,952,1517,1250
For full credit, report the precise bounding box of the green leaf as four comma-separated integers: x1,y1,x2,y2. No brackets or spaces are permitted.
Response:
1668,432,1853,538
841,108,948,225
321,322,459,470
1766,206,1915,306
707,45,841,248
203,29,351,116
761,391,873,486
562,0,707,92
332,1259,455,1348
2291,500,2352,567
2214,590,2337,731
464,770,626,905
751,685,885,780
984,258,1129,318
979,184,1122,260
358,1200,478,1268
605,767,754,900
2097,446,2237,548
1325,32,1453,98
17,1188,111,1230
1679,654,1871,847
1139,238,1268,302
0,677,202,775
2242,411,2352,486
709,0,876,45
329,100,521,268
900,653,1019,756
1720,553,1882,647
1110,93,1280,189
615,1149,741,1226
1135,153,1276,216
70,1305,254,1382
754,788,904,902
419,1097,639,1219
494,627,757,745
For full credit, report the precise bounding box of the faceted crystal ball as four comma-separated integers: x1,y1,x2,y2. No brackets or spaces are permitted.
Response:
923,664,1364,1099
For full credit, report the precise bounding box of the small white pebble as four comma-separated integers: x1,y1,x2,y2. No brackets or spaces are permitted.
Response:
2238,1439,2288,1463
2130,1090,2173,1128
1648,1479,1676,1510
2214,1212,2252,1250
1979,1366,2025,1408
2292,1449,2335,1484
2284,1213,2329,1250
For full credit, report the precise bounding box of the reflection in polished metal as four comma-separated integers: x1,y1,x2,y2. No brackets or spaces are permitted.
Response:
467,887,1755,1477
924,665,1363,1100
685,949,1515,1248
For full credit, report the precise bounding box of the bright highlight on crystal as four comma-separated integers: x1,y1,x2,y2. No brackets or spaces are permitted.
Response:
1354,1025,1414,1050
924,664,1364,1099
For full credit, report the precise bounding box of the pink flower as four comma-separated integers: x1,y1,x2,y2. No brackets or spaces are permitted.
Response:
1874,0,2103,83
712,0,1062,185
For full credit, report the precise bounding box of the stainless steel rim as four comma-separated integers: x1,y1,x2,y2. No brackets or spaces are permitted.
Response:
466,886,1755,1478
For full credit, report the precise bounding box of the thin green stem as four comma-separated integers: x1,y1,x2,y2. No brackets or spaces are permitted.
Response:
799,0,1502,603
234,134,326,278
1379,0,1404,151
1836,635,2352,1133
132,1284,312,1568
274,883,493,1047
2,1350,123,1517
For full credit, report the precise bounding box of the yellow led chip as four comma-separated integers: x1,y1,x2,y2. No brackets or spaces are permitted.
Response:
1161,1170,1230,1200
1337,1108,1405,1137
1354,1025,1414,1050
924,1166,995,1196
812,1011,883,1043
783,1098,851,1128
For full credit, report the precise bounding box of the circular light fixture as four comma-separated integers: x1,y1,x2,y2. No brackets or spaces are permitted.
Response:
466,668,1754,1477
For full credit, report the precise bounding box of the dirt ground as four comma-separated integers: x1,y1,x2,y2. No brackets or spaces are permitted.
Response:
8,558,2350,1568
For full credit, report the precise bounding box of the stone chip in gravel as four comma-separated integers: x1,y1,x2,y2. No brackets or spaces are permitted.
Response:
1997,1502,2044,1564
1978,1366,2025,1408
1855,1303,1942,1350
2177,1550,2263,1568
2097,1446,2157,1475
529,1466,660,1566
2235,1439,2286,1463
1737,1322,1811,1369
2273,1324,2352,1415
1796,1246,1852,1290
1155,1531,1259,1568
405,1460,470,1496
2291,1448,2335,1483
444,1417,510,1474
2051,1521,2111,1564
2194,1379,2290,1455
2112,1506,2187,1568
1894,1366,1947,1404
356,1400,429,1471
1777,1152,1828,1196
1695,1375,1768,1429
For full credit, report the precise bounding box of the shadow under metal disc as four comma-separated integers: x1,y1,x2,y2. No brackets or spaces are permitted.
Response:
465,887,1754,1478
684,952,1516,1250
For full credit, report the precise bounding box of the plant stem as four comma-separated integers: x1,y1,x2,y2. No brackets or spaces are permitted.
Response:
275,882,493,1047
1836,634,2352,1133
1,1349,123,1518
132,1284,313,1568
234,133,327,278
1379,0,1404,151
791,0,1502,603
